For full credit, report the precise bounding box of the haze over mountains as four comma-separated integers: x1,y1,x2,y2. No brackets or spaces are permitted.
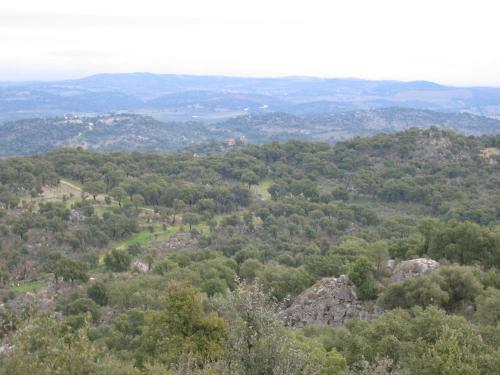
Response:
2,73,500,123
1,73,500,157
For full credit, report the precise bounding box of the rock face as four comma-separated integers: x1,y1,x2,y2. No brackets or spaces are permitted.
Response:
390,258,440,282
281,275,382,327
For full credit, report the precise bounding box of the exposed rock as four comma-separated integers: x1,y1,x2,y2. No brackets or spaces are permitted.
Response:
2,284,56,317
99,306,118,326
281,275,382,327
69,209,85,223
464,304,475,321
132,260,149,273
0,344,13,353
386,259,397,270
156,232,195,252
391,258,440,282
26,243,43,252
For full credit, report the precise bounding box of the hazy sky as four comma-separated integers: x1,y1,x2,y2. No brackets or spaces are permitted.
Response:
1,0,500,85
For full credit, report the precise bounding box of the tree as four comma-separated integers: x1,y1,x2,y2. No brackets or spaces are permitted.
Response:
83,180,106,201
348,256,378,300
239,259,264,282
415,326,485,375
217,282,346,374
87,281,109,306
104,249,131,272
378,276,449,310
0,317,102,375
172,199,186,224
434,266,481,312
195,198,216,216
240,171,259,189
337,306,498,372
127,243,143,257
419,219,499,267
368,241,389,276
256,264,314,301
201,278,227,297
64,297,101,323
143,249,156,271
131,194,145,209
48,257,89,284
0,185,19,210
110,187,127,207
182,213,201,231
475,287,500,326
10,211,43,240
101,213,138,240
137,283,225,368
304,254,345,279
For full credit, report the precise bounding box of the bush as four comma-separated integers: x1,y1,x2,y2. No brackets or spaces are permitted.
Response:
104,249,131,272
87,282,109,306
348,256,378,300
64,297,101,323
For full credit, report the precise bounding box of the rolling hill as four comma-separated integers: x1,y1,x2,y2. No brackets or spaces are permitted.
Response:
1,73,500,122
1,108,499,156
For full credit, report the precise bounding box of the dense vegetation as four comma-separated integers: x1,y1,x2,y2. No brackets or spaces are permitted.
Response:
0,127,499,374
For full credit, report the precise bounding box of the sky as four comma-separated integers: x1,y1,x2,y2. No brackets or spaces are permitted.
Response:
1,0,500,86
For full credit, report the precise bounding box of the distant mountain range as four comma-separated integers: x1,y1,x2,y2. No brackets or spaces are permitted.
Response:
1,73,500,122
1,108,499,157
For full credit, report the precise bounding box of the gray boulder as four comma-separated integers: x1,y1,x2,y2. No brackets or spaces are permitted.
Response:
390,258,440,282
281,275,382,327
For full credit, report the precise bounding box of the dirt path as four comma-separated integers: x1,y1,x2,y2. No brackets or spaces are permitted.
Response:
60,179,82,192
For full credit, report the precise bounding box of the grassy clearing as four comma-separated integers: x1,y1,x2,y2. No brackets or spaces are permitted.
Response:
116,231,155,249
93,201,121,217
115,221,210,250
252,179,273,200
11,281,46,293
116,225,180,249
20,179,83,208
45,180,82,200
61,178,83,189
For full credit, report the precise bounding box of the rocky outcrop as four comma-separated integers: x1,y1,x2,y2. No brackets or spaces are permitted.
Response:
132,260,149,272
281,275,382,327
155,232,195,252
1,283,56,317
69,209,86,223
389,258,440,282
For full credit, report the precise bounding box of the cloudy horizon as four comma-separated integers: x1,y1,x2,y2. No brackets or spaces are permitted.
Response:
1,0,500,86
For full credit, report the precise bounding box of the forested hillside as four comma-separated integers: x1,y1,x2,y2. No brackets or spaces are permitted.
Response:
0,128,499,374
1,108,500,157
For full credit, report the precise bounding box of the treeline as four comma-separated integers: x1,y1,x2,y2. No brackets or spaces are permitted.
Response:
2,127,498,221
